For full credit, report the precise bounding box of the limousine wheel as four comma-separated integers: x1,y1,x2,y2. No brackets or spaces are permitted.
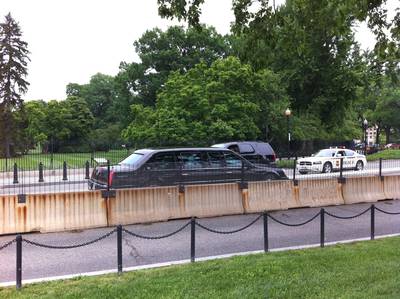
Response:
299,171,308,175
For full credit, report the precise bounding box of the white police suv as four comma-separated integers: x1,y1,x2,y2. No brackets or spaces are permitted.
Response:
296,148,367,174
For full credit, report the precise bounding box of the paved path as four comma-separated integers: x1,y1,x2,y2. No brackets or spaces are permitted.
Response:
1,199,400,284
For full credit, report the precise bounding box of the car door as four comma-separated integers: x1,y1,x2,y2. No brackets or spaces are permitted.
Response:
223,152,245,182
344,150,356,169
207,151,228,183
177,151,210,185
335,150,347,169
143,152,179,186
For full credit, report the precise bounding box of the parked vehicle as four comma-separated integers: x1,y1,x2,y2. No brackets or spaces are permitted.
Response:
384,143,400,150
211,141,277,166
296,148,367,174
88,148,288,189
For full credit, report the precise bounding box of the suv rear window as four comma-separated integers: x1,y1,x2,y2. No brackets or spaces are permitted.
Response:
239,143,254,154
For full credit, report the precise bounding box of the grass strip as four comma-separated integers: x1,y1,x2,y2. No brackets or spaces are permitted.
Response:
2,237,400,298
0,150,131,171
366,149,400,161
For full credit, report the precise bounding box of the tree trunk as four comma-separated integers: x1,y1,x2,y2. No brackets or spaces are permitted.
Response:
385,126,391,144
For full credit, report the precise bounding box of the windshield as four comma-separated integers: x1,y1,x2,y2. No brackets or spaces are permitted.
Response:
314,149,336,157
119,153,144,165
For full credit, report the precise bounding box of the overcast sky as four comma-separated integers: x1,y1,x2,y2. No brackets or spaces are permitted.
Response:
0,0,397,101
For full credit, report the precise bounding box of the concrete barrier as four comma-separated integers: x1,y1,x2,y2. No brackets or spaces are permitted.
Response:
183,183,244,218
246,180,298,213
0,191,107,234
108,187,180,225
2,175,399,235
383,175,400,200
0,195,19,235
26,191,107,233
298,178,344,207
342,176,386,204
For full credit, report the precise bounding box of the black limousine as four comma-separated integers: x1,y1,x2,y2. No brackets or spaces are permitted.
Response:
88,148,288,189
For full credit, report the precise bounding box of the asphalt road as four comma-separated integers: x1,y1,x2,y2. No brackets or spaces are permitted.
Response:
1,199,400,284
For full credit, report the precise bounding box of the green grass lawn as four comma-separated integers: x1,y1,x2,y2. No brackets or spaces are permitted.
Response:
366,149,400,161
2,237,400,298
276,159,296,169
0,150,132,171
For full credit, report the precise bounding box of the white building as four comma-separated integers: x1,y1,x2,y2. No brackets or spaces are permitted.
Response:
366,125,378,145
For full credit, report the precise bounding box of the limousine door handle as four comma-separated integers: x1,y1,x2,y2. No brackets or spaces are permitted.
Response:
182,173,189,176
226,171,233,174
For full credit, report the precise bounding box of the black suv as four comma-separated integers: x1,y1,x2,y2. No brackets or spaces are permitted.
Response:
211,142,277,166
88,148,287,189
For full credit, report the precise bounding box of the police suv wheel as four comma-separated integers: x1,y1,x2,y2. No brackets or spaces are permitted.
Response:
355,160,364,171
322,162,332,173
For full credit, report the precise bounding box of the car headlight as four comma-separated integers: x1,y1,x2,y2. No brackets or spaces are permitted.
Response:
313,161,322,165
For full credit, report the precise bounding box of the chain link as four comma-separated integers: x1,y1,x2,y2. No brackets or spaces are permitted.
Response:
122,221,191,240
0,239,16,251
325,206,371,219
23,228,117,249
196,214,262,234
375,206,400,215
268,211,321,227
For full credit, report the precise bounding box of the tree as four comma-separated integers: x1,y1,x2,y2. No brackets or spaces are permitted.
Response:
372,85,400,144
23,100,48,148
122,57,289,146
115,25,232,112
67,73,116,122
157,0,399,141
0,13,30,157
24,97,95,153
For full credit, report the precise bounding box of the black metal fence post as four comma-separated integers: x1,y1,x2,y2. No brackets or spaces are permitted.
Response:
85,161,90,179
263,211,269,252
117,225,123,274
107,160,110,191
320,208,325,248
16,235,22,290
191,217,196,262
38,162,44,182
13,163,18,184
62,161,68,181
379,158,382,180
91,150,95,167
292,157,297,181
371,204,375,240
339,158,343,181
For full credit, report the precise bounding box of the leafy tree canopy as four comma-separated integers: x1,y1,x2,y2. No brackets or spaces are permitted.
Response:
115,25,233,110
122,57,290,146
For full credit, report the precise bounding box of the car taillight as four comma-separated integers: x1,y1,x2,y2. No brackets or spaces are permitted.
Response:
108,171,115,186
272,154,276,162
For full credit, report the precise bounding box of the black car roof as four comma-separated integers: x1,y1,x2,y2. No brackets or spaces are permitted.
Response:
135,147,231,154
